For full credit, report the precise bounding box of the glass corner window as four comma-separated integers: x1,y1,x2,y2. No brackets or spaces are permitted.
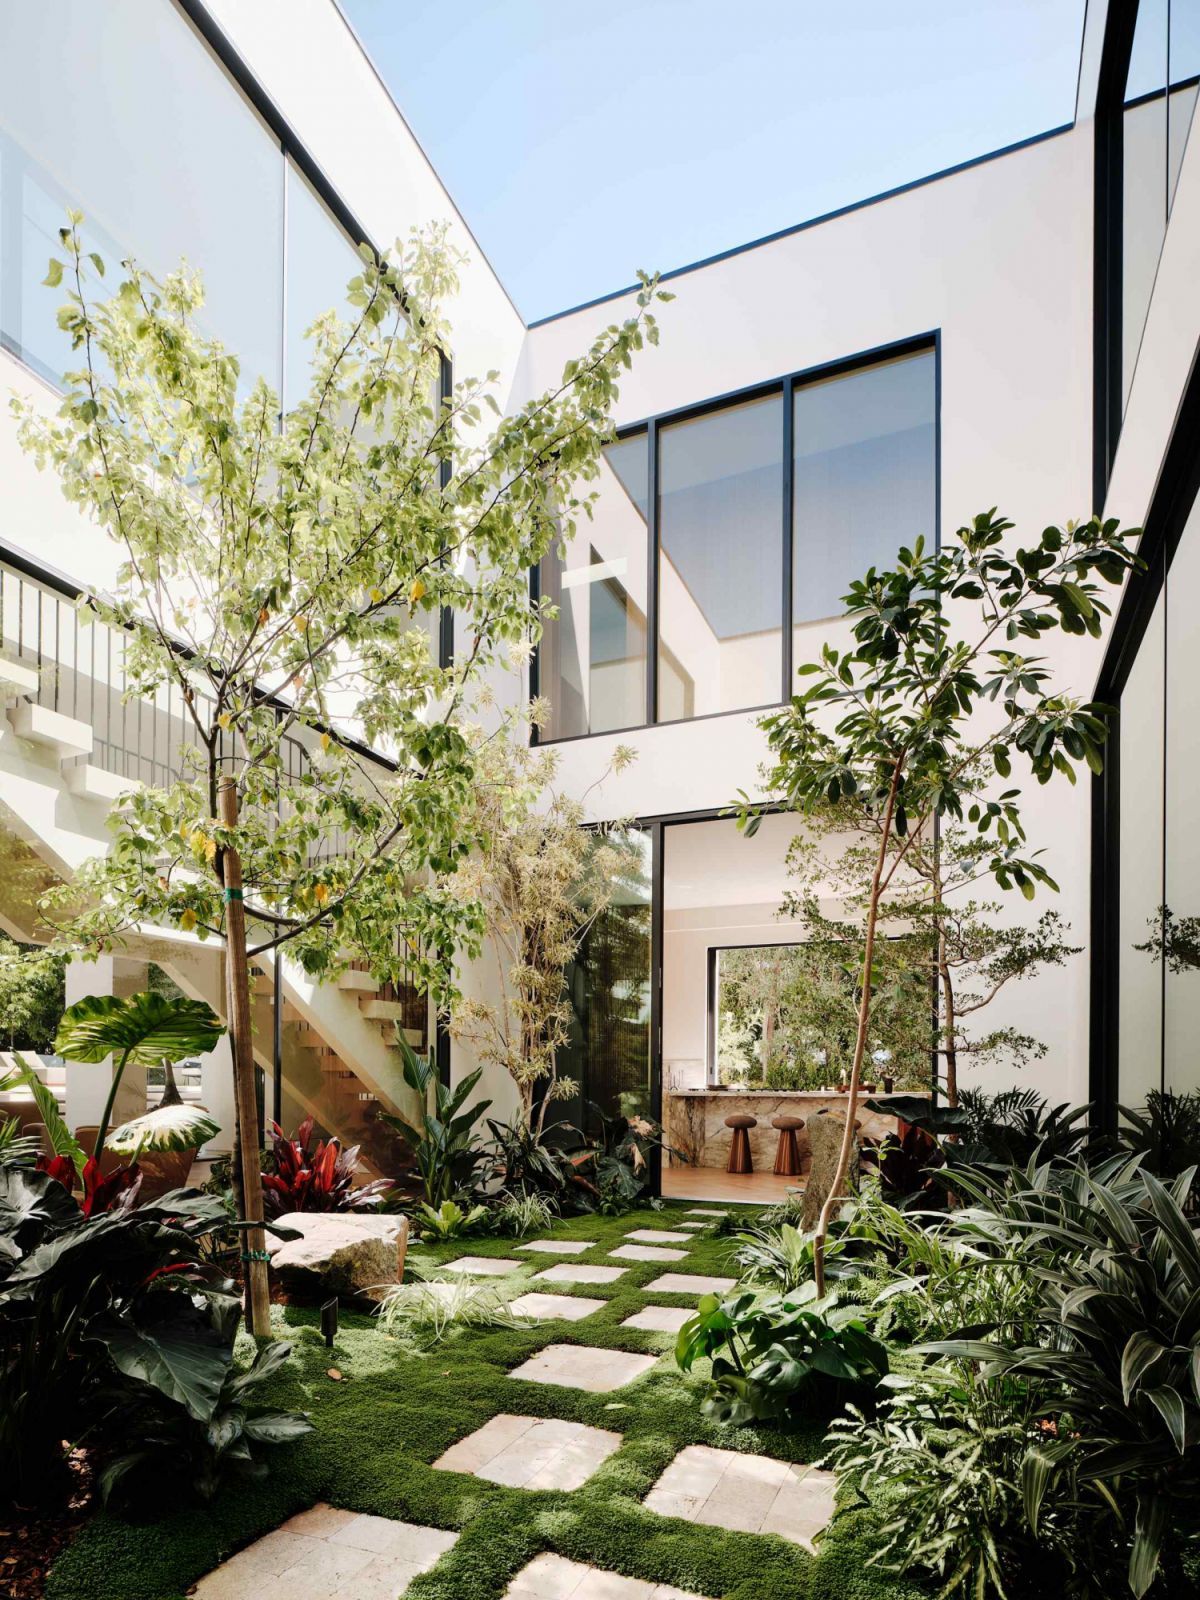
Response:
657,393,783,721
537,432,649,741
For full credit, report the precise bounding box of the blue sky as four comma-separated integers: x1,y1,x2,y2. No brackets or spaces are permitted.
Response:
340,0,1086,324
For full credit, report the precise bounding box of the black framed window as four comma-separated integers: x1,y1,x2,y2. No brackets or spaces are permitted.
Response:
533,334,938,743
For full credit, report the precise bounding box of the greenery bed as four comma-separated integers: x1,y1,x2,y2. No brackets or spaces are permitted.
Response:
46,1201,925,1600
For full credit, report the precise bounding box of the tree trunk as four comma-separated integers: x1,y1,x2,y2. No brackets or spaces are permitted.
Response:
217,776,271,1337
813,759,903,1296
159,1057,182,1109
938,927,959,1108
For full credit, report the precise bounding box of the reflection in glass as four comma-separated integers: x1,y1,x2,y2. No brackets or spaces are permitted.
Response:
792,350,936,645
657,395,783,720
539,434,648,740
1165,494,1200,1098
558,827,652,1125
1122,0,1200,408
0,0,283,390
1118,584,1165,1108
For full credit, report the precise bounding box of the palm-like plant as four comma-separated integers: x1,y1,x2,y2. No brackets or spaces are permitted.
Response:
931,1161,1200,1597
380,1038,491,1207
53,991,225,1159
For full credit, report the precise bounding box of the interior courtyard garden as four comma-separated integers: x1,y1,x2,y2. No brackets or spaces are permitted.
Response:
3,0,1200,1596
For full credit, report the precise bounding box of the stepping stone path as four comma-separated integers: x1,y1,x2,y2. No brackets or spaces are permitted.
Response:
642,1273,737,1296
621,1304,695,1334
517,1239,595,1255
191,1503,457,1599
610,1243,688,1263
644,1446,836,1548
511,1342,658,1393
434,1413,621,1490
626,1229,693,1243
505,1554,711,1598
534,1262,625,1285
509,1291,607,1322
442,1256,521,1277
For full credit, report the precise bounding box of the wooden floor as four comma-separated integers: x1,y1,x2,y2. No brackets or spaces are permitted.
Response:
661,1165,802,1206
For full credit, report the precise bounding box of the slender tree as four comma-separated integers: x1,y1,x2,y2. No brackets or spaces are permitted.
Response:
17,216,666,1329
742,511,1140,1292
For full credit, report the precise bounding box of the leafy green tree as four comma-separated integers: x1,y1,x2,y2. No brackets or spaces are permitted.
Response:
16,217,665,1329
0,937,65,1052
782,824,1082,1104
742,511,1140,1290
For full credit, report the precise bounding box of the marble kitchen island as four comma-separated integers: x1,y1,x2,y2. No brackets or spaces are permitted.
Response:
663,1087,927,1203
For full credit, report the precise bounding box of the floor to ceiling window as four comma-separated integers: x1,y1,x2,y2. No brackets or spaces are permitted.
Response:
1109,482,1200,1113
534,337,938,742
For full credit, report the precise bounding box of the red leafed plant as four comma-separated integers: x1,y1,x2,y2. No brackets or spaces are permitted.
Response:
38,1153,142,1215
260,1118,391,1218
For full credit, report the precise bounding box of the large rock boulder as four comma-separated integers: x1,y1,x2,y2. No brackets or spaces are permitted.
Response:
801,1111,860,1231
267,1211,409,1301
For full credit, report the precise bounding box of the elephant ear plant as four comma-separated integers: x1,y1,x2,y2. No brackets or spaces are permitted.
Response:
0,1166,309,1507
54,990,225,1160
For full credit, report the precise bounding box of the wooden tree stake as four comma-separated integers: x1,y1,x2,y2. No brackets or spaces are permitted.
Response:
218,775,271,1336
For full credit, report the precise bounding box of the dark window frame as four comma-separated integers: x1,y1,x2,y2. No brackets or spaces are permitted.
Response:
531,330,940,746
1090,343,1200,1126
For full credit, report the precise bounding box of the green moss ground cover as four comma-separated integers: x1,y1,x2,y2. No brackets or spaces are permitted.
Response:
46,1202,927,1600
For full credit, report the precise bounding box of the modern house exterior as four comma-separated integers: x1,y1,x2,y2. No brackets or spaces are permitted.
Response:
0,0,1197,1191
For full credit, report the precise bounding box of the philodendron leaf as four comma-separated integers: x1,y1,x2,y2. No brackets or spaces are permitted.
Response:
106,1102,220,1155
55,991,225,1067
92,1310,232,1422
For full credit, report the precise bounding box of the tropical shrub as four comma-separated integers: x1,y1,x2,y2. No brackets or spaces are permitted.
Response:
587,1105,675,1214
731,1219,859,1293
1120,1088,1200,1209
415,1199,489,1240
0,1167,306,1505
488,1189,558,1237
931,1161,1200,1597
261,1117,391,1217
480,1114,596,1205
376,1273,529,1349
100,1339,312,1507
381,1039,491,1207
675,1282,888,1426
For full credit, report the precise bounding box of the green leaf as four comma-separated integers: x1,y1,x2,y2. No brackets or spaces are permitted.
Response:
92,1311,232,1422
1120,1331,1167,1404
55,991,225,1068
11,1052,85,1176
42,258,63,288
106,1102,221,1155
1129,1493,1166,1598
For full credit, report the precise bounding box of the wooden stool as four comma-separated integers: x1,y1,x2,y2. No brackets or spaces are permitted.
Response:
725,1113,757,1174
771,1114,804,1176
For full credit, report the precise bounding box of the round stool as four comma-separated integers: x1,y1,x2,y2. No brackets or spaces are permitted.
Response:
771,1115,804,1176
725,1114,757,1174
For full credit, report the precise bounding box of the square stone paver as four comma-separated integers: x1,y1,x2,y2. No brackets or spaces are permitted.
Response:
609,1243,688,1263
441,1255,522,1277
517,1239,595,1256
191,1504,458,1599
626,1229,693,1244
534,1262,626,1285
510,1343,658,1393
434,1413,622,1490
644,1446,836,1548
685,1208,727,1217
621,1305,695,1334
642,1273,737,1296
505,1553,711,1598
674,1222,707,1231
509,1292,607,1322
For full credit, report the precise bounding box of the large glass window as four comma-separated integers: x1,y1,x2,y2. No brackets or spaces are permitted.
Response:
1121,0,1200,410
558,827,652,1125
658,394,783,720
534,342,937,740
538,433,649,740
0,2,284,392
792,349,936,639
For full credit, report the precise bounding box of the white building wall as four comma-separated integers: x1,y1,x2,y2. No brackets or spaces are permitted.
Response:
516,126,1101,1106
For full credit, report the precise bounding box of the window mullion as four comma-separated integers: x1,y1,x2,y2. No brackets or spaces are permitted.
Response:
782,376,795,704
647,417,659,725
